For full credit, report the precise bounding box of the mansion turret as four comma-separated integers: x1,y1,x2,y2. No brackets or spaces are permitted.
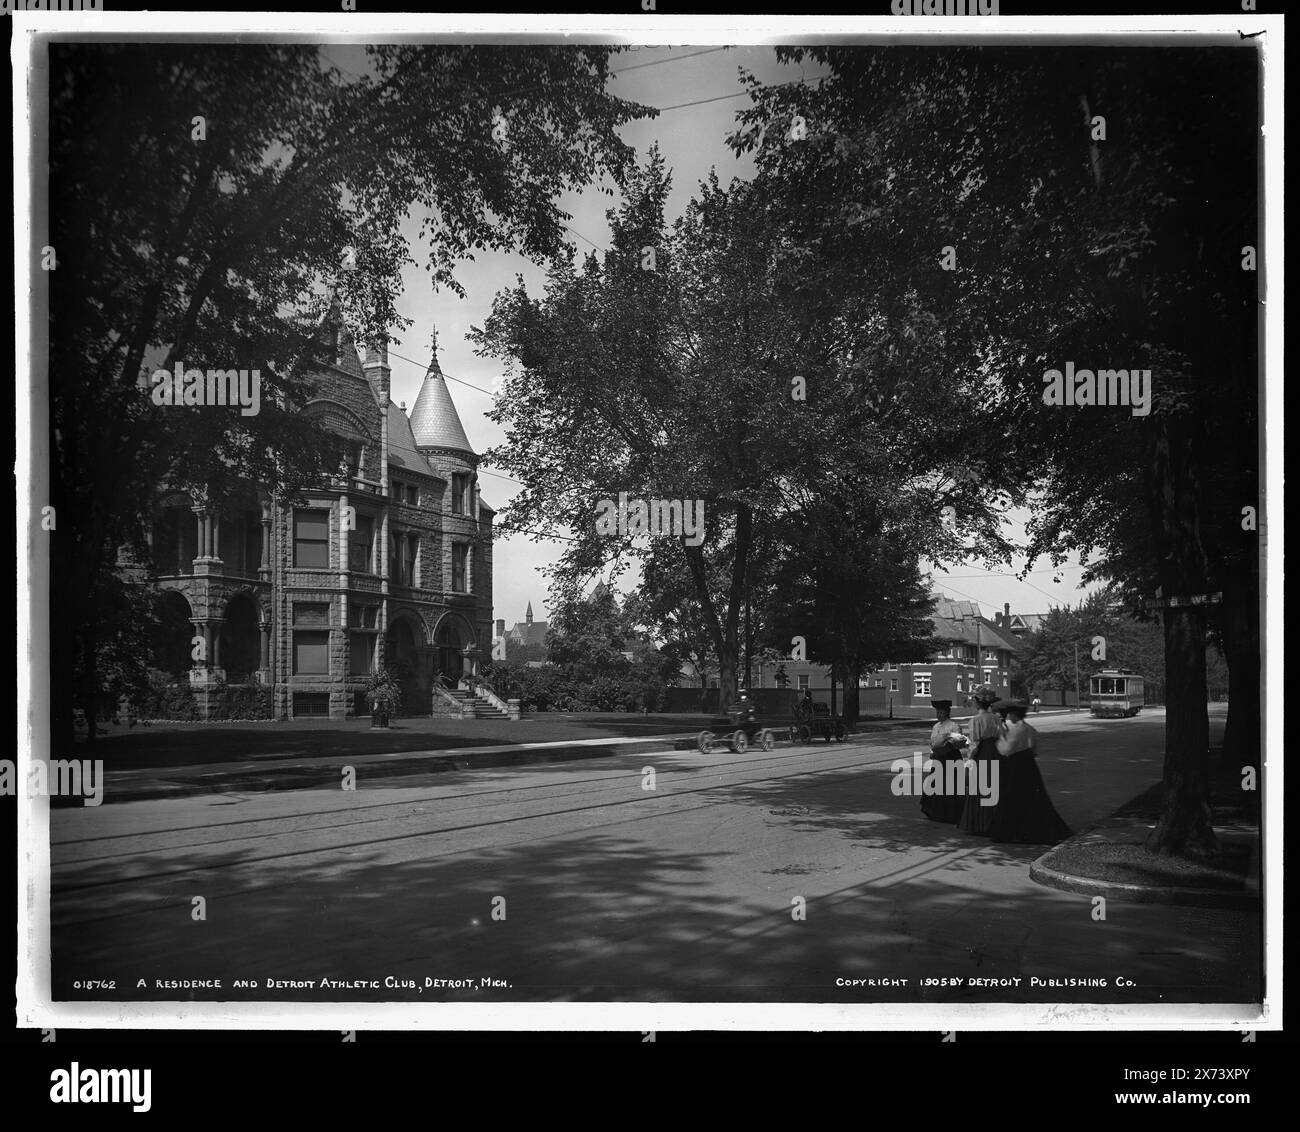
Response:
138,317,494,720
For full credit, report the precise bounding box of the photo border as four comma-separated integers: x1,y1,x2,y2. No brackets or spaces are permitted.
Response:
14,9,1283,1033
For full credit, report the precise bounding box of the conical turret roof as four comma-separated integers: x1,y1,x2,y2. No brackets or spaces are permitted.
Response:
409,338,474,455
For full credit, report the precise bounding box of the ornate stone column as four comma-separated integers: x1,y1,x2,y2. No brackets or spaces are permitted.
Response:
259,620,271,676
259,501,272,576
193,506,208,561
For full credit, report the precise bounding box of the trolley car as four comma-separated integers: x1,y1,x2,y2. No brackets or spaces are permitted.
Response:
1089,669,1145,718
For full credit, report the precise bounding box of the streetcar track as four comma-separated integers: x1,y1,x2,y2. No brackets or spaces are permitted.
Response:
52,744,909,852
52,751,909,895
52,749,815,842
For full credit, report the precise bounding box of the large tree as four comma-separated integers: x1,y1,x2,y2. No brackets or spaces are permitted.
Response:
47,43,648,746
732,46,1260,856
759,489,940,723
476,151,1021,706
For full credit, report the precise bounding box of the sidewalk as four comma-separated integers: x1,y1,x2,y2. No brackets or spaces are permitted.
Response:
81,714,938,804
1030,760,1260,910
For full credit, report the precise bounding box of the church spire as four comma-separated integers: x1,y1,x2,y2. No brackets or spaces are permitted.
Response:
526,601,534,624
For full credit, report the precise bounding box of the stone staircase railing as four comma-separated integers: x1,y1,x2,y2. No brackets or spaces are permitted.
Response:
468,679,520,721
431,682,474,718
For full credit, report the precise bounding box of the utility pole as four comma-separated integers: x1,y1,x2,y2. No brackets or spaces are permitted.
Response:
1073,639,1080,712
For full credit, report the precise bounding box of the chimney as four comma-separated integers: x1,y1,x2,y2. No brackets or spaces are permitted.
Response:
363,337,391,399
496,618,505,638
1002,602,1010,628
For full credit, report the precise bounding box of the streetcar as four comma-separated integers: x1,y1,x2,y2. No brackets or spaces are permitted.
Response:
1089,669,1145,718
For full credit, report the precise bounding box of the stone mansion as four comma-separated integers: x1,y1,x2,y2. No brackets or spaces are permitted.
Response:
138,315,495,720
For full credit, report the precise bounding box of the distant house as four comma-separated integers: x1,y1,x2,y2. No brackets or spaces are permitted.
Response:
996,602,1045,638
860,595,1022,709
493,602,549,660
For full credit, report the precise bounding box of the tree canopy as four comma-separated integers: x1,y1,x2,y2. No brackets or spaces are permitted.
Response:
49,43,651,744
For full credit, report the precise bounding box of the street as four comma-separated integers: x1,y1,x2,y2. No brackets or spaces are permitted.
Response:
50,707,1259,1004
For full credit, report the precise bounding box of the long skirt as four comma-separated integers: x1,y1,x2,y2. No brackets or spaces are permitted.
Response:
989,750,1072,844
956,738,1000,835
919,751,965,824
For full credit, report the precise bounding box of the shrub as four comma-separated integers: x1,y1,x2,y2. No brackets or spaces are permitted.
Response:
135,669,200,721
209,683,273,721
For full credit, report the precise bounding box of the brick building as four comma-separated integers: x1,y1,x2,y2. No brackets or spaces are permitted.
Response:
674,594,1023,715
141,318,494,720
858,596,1022,709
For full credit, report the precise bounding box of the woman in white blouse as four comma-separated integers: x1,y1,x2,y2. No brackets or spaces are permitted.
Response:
957,685,1001,835
989,701,1071,844
921,699,966,824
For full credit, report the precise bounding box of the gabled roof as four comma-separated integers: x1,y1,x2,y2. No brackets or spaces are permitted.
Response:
409,352,474,455
1010,613,1046,634
509,620,549,647
386,401,441,479
933,596,982,620
932,614,1022,653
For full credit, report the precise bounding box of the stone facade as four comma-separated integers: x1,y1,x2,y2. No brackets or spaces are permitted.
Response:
140,318,494,720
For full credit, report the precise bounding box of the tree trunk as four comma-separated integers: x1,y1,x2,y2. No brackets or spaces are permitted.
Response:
1219,564,1260,773
1145,418,1216,857
1145,607,1215,857
77,629,100,752
50,530,83,755
716,649,739,712
843,668,861,724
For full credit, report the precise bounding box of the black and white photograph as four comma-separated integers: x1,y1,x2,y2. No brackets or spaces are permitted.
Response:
14,10,1279,1033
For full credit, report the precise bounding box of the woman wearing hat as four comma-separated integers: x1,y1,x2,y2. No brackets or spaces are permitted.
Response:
921,699,966,824
989,701,1071,844
957,685,1001,835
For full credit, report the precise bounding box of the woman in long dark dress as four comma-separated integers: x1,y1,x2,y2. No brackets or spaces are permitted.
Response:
957,686,1000,835
989,701,1072,844
920,699,966,824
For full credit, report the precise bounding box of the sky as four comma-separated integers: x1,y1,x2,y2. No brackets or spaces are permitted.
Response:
332,44,1102,629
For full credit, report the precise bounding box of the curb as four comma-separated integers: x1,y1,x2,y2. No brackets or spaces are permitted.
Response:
100,736,690,804
1028,854,1258,910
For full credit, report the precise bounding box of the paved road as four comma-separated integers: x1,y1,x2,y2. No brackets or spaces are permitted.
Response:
50,707,1259,1004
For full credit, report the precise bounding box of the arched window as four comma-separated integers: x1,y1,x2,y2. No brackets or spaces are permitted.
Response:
151,591,194,678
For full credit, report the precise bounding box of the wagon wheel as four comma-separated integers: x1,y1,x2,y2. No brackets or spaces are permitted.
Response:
732,729,749,754
697,730,715,754
798,724,812,745
760,729,775,752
